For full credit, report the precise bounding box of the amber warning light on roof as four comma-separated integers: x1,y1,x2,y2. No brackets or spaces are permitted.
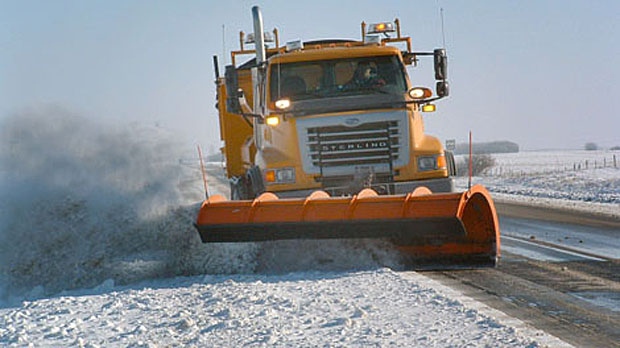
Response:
368,22,395,34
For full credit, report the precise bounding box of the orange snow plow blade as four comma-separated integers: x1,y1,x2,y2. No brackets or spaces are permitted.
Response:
195,184,500,267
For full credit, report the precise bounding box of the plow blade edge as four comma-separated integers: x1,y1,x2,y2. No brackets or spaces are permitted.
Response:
195,184,500,265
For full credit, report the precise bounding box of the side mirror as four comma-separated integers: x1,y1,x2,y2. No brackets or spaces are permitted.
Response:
433,48,448,81
225,65,241,114
436,81,450,97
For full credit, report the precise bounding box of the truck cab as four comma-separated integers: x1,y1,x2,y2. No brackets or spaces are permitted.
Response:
218,19,454,199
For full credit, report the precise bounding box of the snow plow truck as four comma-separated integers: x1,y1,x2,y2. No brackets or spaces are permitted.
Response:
195,6,500,268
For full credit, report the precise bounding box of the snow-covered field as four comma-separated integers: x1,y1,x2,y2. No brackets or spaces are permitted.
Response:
456,151,620,219
2,110,617,346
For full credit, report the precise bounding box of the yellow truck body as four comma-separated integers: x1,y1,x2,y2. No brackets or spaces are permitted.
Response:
217,22,454,199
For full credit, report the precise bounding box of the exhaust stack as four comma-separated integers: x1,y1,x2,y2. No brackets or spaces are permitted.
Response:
252,6,266,66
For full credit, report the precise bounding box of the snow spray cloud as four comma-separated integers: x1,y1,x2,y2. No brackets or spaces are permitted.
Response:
0,106,258,302
0,106,404,303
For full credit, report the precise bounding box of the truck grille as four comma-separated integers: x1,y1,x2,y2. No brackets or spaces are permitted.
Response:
307,121,400,169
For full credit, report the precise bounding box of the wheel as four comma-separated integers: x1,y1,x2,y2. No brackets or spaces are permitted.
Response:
230,166,265,200
230,176,250,200
246,165,265,198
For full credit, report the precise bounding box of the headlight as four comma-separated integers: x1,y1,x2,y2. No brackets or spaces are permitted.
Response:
408,87,432,100
275,98,291,110
265,115,280,126
417,154,446,171
264,167,295,184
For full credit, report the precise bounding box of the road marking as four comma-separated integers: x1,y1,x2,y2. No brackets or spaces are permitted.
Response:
502,235,607,262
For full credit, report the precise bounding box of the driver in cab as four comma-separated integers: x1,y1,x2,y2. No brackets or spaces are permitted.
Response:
348,62,386,89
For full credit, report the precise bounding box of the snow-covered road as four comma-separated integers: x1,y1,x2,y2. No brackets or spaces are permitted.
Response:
2,111,617,346
2,268,570,347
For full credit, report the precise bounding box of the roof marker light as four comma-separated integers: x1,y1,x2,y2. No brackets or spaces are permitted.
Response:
364,35,381,45
286,40,303,51
367,22,395,34
245,31,275,44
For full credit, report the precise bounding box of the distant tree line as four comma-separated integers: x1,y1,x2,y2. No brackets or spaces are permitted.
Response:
584,142,620,151
584,142,598,151
453,141,519,155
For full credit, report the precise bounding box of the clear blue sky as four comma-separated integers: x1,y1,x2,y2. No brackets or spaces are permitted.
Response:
2,0,619,150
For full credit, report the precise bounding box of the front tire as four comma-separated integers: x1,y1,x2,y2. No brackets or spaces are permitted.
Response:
230,176,250,200
229,166,265,200
445,151,457,177
247,165,265,197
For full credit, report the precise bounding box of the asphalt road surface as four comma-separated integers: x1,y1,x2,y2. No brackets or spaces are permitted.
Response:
426,202,620,348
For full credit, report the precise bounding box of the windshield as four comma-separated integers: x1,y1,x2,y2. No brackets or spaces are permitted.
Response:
269,55,407,102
